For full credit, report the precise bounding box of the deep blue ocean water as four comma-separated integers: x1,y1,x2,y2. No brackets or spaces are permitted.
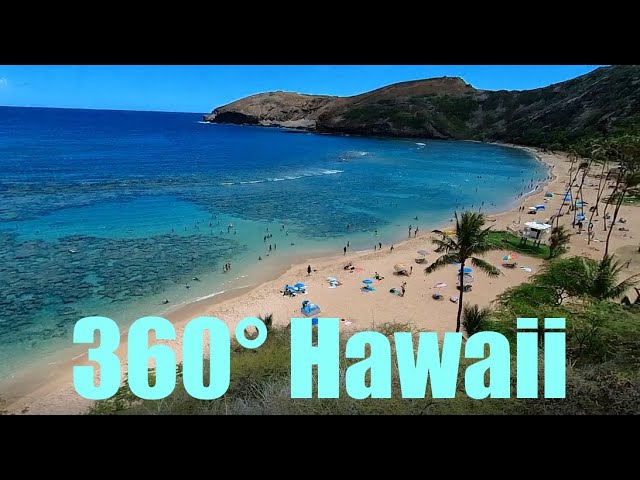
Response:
0,106,548,381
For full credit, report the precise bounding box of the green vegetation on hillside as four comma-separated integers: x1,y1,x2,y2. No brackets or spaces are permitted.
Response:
212,65,640,148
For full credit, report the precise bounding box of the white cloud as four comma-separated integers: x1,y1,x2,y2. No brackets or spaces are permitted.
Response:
0,77,8,88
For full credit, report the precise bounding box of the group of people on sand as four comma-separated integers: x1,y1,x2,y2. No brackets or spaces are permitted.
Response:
223,262,232,273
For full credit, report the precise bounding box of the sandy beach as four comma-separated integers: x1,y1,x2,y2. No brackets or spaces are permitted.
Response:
4,145,640,415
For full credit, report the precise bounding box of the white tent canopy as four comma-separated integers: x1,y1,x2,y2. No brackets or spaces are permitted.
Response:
522,222,552,241
524,222,552,231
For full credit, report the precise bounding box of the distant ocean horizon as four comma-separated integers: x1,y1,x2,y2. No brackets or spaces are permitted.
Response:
0,106,549,382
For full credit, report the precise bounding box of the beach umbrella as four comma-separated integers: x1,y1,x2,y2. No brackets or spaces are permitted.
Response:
417,249,429,256
294,283,306,289
457,267,473,274
394,263,408,273
363,279,374,285
503,253,519,261
435,282,447,289
327,277,338,282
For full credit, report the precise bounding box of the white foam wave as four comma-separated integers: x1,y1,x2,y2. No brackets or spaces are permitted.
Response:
416,142,426,147
220,169,343,186
194,290,226,302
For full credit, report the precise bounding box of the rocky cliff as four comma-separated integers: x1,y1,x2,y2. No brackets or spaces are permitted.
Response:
204,65,640,147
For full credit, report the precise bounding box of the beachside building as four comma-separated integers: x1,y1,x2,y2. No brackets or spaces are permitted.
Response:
520,221,553,246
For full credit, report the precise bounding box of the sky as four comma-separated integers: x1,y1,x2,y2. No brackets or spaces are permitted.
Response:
0,65,605,113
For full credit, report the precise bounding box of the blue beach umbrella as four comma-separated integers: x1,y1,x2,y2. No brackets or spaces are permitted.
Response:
294,283,306,288
463,267,473,274
363,279,374,285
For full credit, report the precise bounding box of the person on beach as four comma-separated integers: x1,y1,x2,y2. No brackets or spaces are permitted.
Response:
269,245,272,252
274,244,276,251
374,245,377,251
344,246,347,255
307,265,312,276
410,266,413,275
414,227,419,237
390,245,394,252
347,241,350,248
378,242,382,250
401,282,406,297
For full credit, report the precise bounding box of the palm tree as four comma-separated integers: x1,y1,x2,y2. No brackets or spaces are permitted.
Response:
548,225,571,259
604,170,640,257
462,304,491,336
586,142,610,245
425,212,501,333
588,255,640,301
555,148,582,227
572,161,590,226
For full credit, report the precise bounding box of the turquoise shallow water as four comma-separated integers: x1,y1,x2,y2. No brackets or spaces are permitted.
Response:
0,106,549,381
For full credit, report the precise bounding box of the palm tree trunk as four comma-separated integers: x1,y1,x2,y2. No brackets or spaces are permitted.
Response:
555,159,580,227
573,168,587,227
604,189,626,258
456,262,465,333
588,164,608,245
603,173,623,232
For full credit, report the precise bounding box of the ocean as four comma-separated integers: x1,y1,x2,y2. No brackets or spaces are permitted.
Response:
0,106,548,381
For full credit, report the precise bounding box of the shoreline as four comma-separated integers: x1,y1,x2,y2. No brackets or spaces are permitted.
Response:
0,144,572,414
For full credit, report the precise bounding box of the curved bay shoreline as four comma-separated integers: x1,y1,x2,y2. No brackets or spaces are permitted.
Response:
4,144,638,414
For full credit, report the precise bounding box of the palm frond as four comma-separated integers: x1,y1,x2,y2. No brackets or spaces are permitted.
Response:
470,257,502,277
432,237,457,252
425,254,458,274
462,304,492,336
